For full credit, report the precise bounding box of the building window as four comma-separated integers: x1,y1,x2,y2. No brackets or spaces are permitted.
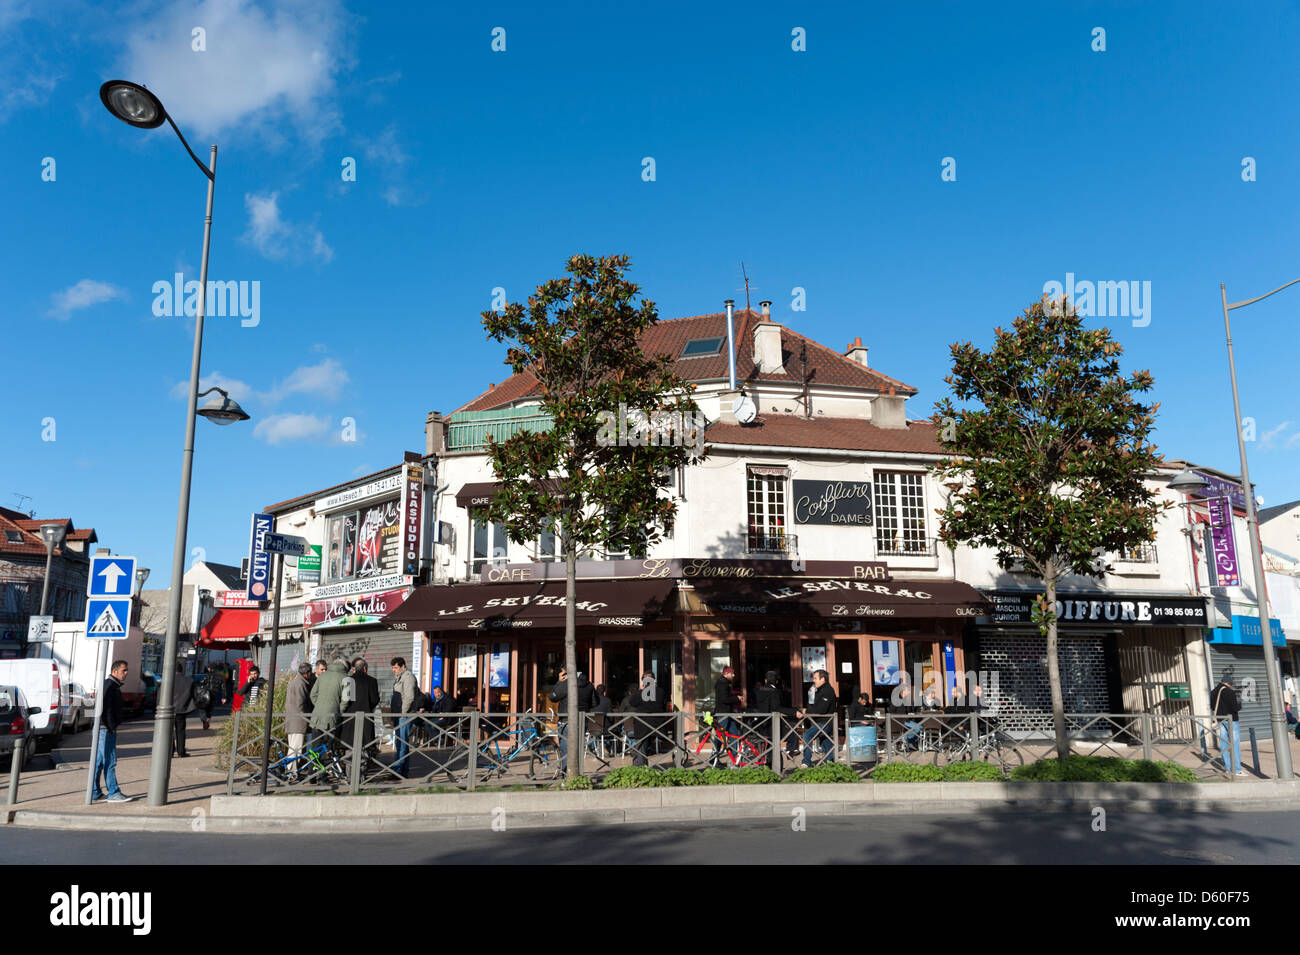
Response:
1118,542,1157,563
471,509,509,574
680,336,725,358
1,583,29,616
536,519,560,562
747,466,791,553
874,471,929,556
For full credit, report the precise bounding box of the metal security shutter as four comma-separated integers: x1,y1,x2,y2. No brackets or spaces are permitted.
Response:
319,627,417,705
974,629,1113,734
1208,645,1272,737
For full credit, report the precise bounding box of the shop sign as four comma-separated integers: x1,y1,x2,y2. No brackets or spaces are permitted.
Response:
984,591,1207,626
355,499,401,579
310,574,411,599
489,643,510,688
457,644,479,678
305,588,409,629
801,645,826,681
402,463,424,576
481,557,891,583
792,480,873,525
872,640,901,685
217,590,262,609
1210,614,1286,647
1206,497,1240,587
246,512,273,601
317,473,402,512
430,642,444,689
1189,472,1247,511
297,545,322,585
1164,684,1191,700
259,605,305,629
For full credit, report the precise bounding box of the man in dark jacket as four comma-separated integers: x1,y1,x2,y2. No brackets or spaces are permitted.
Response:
171,663,197,757
428,685,456,745
92,660,132,802
713,666,743,755
752,670,799,761
238,666,268,708
1211,674,1244,776
797,669,838,766
629,672,664,766
285,664,315,777
549,668,597,773
201,666,223,729
345,657,380,760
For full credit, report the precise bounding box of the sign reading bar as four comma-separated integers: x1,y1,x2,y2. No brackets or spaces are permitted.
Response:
793,480,873,525
984,591,1207,627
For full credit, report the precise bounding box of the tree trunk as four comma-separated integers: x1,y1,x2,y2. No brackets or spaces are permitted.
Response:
564,536,579,778
1044,574,1069,759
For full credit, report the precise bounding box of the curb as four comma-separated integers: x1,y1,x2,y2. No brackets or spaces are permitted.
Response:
7,780,1300,833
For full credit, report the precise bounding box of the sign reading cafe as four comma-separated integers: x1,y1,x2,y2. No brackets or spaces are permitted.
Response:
793,480,872,525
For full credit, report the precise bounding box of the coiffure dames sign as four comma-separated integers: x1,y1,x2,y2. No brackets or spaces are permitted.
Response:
985,591,1207,626
792,480,873,525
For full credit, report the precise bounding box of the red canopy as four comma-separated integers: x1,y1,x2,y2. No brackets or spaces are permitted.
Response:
198,608,260,648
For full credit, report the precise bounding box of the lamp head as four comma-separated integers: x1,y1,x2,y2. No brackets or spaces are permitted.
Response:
99,80,166,129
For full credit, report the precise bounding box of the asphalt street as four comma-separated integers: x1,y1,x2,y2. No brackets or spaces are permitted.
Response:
4,810,1298,865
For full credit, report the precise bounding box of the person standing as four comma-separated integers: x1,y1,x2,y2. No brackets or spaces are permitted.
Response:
389,657,418,777
171,663,197,757
92,660,133,803
285,663,315,777
347,657,381,761
200,665,222,730
310,655,348,752
549,668,597,773
713,666,743,755
796,669,838,766
238,666,267,708
1210,673,1245,776
752,670,799,762
629,672,663,767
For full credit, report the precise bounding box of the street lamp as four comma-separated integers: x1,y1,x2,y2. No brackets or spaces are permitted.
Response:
197,387,250,425
101,80,249,806
1220,279,1298,779
37,522,67,620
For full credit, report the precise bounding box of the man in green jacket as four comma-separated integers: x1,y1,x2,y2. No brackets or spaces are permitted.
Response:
310,656,349,751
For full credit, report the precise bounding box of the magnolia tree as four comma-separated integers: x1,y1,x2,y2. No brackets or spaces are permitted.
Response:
481,254,703,777
932,297,1167,758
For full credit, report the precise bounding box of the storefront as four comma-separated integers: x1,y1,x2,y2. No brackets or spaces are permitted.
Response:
1206,612,1287,737
308,576,416,704
974,590,1209,732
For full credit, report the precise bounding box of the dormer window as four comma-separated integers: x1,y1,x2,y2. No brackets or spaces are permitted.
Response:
4,530,23,543
680,336,725,358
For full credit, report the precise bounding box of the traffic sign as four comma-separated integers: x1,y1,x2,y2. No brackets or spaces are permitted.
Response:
263,532,310,557
88,555,137,598
27,615,53,643
85,598,131,639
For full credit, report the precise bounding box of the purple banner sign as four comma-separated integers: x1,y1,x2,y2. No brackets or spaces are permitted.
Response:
1207,497,1241,587
1190,472,1247,511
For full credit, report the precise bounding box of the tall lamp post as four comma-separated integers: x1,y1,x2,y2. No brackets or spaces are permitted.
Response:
100,81,251,806
37,523,67,619
1221,279,1298,779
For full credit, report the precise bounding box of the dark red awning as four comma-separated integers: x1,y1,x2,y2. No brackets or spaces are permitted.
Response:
688,577,989,620
382,579,675,631
198,608,260,647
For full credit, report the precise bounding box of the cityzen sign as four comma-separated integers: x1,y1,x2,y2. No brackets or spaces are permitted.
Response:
792,480,873,525
246,513,273,601
984,591,1207,626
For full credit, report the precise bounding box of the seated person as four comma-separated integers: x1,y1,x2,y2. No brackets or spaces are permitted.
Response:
847,692,872,723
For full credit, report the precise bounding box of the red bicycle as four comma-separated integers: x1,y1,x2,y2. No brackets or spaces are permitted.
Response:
692,712,771,768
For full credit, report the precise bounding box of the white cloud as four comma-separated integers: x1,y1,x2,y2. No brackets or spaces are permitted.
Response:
265,358,349,403
46,279,126,319
363,124,427,207
119,0,352,145
1287,431,1300,449
253,412,330,445
1260,421,1292,450
243,191,332,263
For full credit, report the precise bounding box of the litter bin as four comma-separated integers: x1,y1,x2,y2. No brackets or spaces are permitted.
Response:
847,722,878,764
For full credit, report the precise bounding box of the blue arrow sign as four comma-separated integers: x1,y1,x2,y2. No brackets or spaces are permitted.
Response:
88,555,137,598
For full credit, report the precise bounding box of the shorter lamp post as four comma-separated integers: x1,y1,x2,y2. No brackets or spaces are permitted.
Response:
37,523,67,618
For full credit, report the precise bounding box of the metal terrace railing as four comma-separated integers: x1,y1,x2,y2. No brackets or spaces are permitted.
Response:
447,407,553,452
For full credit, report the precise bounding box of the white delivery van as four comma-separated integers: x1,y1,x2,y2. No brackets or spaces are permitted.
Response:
0,658,64,750
38,622,150,717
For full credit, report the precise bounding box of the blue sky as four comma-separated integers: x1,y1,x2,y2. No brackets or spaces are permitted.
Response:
2,0,1299,577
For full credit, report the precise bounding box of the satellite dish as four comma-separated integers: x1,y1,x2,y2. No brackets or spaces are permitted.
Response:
733,393,757,424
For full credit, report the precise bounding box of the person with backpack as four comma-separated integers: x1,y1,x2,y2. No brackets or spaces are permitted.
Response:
389,657,421,777
199,665,222,730
1210,673,1245,776
797,669,838,766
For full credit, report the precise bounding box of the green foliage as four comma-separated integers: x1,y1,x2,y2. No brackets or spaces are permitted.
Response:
562,774,594,790
480,254,705,558
600,766,780,788
870,762,945,782
215,676,290,771
785,763,861,784
602,766,665,788
1009,755,1190,782
932,299,1167,582
939,760,1006,781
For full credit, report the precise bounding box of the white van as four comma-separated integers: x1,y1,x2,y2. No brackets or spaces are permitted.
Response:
0,658,64,751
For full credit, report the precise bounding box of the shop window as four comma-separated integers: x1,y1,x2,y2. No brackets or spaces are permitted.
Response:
1,583,29,616
471,509,509,574
874,471,929,556
325,500,400,583
747,466,790,554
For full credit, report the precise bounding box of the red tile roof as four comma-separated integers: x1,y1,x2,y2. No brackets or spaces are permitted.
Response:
706,414,943,454
0,512,94,558
453,311,917,414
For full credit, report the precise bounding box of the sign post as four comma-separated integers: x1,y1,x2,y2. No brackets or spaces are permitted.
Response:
257,532,306,794
82,555,135,806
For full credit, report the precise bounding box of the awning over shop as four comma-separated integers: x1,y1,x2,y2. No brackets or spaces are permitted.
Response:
688,577,989,620
382,579,676,631
198,608,260,647
454,479,563,508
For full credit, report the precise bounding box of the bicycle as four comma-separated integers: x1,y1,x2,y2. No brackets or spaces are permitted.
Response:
691,712,771,768
240,742,348,787
930,715,1024,771
476,712,560,780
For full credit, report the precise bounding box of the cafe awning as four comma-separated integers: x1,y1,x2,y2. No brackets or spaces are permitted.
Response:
382,579,676,632
198,608,260,647
454,479,564,508
687,577,989,620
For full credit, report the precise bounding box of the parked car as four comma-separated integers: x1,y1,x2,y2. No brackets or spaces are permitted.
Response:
63,682,89,732
0,685,40,771
0,659,64,751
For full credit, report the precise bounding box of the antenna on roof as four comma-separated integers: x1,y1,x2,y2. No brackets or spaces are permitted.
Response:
12,493,33,517
737,262,757,313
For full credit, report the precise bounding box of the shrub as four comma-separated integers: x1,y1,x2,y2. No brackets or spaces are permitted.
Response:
871,762,944,782
562,774,594,790
603,766,663,789
1010,755,1186,783
215,677,290,771
786,763,861,784
940,760,1004,782
601,766,780,788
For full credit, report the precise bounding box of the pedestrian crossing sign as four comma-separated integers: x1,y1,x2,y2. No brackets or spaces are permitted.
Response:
85,598,132,640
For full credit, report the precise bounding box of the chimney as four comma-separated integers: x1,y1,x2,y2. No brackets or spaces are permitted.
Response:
760,300,771,318
752,313,784,375
724,299,738,390
425,411,448,455
872,389,907,430
845,336,869,367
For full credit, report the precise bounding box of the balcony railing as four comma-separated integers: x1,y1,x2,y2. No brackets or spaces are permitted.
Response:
747,532,797,555
448,407,553,452
875,535,937,557
1116,543,1158,564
